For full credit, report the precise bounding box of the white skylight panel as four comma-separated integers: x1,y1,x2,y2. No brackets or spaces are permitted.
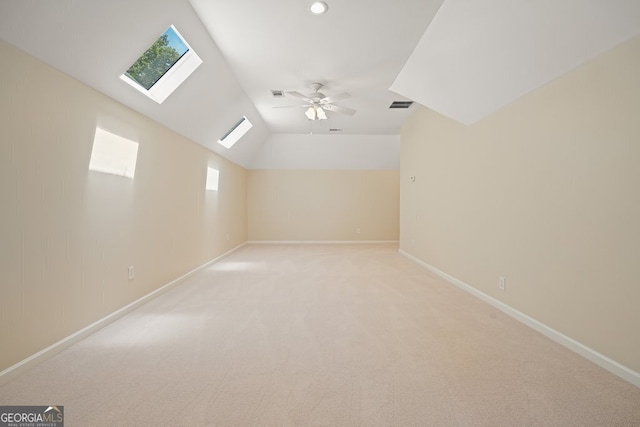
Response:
120,25,202,104
218,116,253,149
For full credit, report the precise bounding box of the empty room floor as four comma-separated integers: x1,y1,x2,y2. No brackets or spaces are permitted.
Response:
1,244,639,426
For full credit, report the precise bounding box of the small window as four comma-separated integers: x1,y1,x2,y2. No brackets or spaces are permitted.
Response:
218,116,253,149
120,25,202,104
89,128,139,179
206,167,219,191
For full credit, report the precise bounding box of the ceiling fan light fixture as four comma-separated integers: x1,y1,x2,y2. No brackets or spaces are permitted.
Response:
305,107,317,120
305,105,328,120
309,1,328,15
282,83,353,120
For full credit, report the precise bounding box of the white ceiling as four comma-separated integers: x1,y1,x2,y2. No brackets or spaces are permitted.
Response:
1,0,639,168
0,0,270,167
392,0,640,125
189,0,443,136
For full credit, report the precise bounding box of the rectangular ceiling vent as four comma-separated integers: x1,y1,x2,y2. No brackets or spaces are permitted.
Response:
389,101,414,109
329,128,342,132
271,90,285,98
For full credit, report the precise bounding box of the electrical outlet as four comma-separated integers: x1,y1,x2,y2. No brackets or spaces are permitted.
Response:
356,228,361,234
499,276,506,291
128,266,135,281
226,233,230,241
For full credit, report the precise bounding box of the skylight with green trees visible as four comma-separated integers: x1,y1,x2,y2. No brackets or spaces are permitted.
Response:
120,25,202,104
125,27,188,90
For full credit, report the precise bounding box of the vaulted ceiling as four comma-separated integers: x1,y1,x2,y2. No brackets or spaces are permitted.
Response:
1,0,639,169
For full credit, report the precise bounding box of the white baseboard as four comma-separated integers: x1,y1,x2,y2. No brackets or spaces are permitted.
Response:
399,249,640,389
0,242,247,386
248,240,399,244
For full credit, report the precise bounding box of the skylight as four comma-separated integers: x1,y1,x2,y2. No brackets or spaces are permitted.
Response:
218,116,253,149
120,25,202,104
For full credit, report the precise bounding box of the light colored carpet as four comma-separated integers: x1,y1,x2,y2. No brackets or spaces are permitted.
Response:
1,244,639,426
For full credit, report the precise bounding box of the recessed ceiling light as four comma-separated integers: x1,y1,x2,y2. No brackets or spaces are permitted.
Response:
309,1,328,15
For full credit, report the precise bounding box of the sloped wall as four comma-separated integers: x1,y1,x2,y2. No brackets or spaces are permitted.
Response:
0,40,247,372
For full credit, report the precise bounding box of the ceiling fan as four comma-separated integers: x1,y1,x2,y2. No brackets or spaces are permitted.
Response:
275,83,356,120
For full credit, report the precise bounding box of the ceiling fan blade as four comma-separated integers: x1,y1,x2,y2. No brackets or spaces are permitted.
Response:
272,104,311,109
286,91,314,103
322,104,356,116
322,92,350,104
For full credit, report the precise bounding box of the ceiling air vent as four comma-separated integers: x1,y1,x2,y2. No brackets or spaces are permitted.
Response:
329,128,342,132
271,89,285,98
389,101,414,109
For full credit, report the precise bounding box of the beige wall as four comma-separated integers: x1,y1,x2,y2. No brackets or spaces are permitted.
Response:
0,40,247,372
400,35,640,372
248,170,399,241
